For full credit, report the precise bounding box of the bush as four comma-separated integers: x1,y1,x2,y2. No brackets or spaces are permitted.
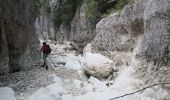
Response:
34,0,43,14
53,6,62,28
85,0,101,27
115,0,128,9
52,0,77,28
102,0,128,14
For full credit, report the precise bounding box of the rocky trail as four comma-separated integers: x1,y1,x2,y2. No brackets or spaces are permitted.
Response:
1,0,170,100
0,65,88,100
1,42,170,100
0,45,87,100
0,43,114,100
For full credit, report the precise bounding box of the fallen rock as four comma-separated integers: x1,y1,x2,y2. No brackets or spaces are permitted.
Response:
62,94,74,100
83,53,114,79
83,83,94,92
0,87,17,100
46,57,55,69
73,79,83,89
46,83,67,96
77,70,89,81
28,87,61,100
88,77,108,92
64,54,82,70
47,74,63,85
28,82,66,100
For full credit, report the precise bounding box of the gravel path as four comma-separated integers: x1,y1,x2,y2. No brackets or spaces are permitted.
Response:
0,43,88,100
0,66,54,99
0,65,87,99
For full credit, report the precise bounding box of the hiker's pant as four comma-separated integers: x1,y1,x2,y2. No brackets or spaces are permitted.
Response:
43,53,48,68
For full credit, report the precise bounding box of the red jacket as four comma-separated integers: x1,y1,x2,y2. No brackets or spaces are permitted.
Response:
40,45,49,54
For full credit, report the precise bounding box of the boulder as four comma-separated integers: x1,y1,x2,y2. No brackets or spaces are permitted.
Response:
83,53,114,79
46,83,67,96
88,77,108,92
28,83,66,100
73,79,83,89
0,87,17,100
47,74,63,85
46,57,55,69
62,94,74,100
77,70,89,81
64,54,82,70
83,83,94,92
28,88,61,100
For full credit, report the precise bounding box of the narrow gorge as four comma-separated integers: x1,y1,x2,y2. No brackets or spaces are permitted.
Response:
0,0,170,100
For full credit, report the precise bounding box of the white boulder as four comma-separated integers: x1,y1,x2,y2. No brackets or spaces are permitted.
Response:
83,83,94,92
46,83,67,96
82,53,114,79
73,79,83,89
47,74,63,85
77,70,89,81
62,94,74,100
64,54,82,70
28,88,61,100
0,87,17,100
28,83,66,100
88,77,108,92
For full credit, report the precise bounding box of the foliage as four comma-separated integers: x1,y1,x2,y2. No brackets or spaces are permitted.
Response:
53,6,62,28
115,0,128,9
85,0,101,25
85,0,128,26
52,0,78,28
34,0,43,13
52,0,128,28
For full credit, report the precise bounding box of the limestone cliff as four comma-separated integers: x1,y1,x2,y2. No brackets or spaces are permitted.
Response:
92,0,170,86
0,0,40,74
36,0,96,44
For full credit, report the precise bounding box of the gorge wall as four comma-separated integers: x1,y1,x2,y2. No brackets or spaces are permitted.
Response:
92,0,170,85
36,0,94,43
0,0,40,74
0,0,119,74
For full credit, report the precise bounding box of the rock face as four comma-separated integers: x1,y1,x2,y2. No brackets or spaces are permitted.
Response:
92,0,170,85
35,0,58,41
70,1,95,42
0,0,40,74
37,0,94,46
92,0,147,52
134,0,170,84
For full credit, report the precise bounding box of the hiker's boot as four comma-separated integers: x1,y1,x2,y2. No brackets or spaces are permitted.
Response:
41,62,45,67
46,66,48,70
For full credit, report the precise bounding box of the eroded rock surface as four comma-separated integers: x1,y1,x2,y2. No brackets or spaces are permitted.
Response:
0,0,40,74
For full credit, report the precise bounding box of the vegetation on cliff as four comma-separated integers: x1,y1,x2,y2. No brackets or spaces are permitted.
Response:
35,0,128,29
85,0,128,28
53,0,79,28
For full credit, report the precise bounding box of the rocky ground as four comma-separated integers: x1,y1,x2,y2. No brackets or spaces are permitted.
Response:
1,42,169,100
0,65,88,100
0,43,92,100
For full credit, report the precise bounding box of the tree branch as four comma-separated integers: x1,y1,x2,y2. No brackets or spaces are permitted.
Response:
109,82,170,100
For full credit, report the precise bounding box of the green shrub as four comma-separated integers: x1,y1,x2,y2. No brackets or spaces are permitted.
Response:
53,7,62,28
34,0,43,14
52,0,77,28
85,0,101,26
115,0,128,9
102,0,129,16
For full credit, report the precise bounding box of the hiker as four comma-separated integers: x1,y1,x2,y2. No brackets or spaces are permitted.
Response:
40,42,51,69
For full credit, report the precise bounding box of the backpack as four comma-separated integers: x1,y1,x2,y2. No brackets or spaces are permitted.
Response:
43,45,51,54
46,45,51,54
